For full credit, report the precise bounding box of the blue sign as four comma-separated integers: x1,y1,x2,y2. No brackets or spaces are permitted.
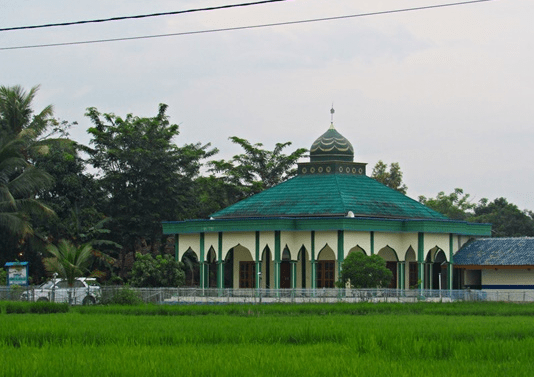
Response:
4,262,29,286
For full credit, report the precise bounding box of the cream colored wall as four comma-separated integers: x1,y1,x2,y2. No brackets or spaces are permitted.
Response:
281,231,311,260
456,235,472,252
259,231,275,259
425,234,450,261
374,233,402,257
204,233,219,257
396,234,418,261
232,245,254,288
315,231,338,257
344,231,371,258
222,232,255,260
178,234,200,260
377,246,398,261
482,269,534,286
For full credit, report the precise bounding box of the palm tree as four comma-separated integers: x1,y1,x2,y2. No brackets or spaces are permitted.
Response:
43,240,94,304
0,85,54,141
43,240,93,287
0,136,55,238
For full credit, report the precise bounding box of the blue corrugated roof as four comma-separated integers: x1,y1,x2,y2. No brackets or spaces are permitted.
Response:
454,238,534,266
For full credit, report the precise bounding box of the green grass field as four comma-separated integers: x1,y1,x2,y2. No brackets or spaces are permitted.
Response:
1,302,534,376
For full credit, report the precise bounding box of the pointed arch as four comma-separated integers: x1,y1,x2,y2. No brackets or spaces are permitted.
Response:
231,244,254,289
404,246,417,289
181,248,199,287
206,247,217,288
317,245,336,288
377,246,398,288
348,245,367,256
261,246,272,289
297,246,310,289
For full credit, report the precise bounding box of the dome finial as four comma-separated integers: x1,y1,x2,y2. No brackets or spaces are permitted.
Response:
330,104,335,129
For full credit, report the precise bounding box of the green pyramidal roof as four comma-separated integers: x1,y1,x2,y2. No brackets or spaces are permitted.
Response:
211,174,447,220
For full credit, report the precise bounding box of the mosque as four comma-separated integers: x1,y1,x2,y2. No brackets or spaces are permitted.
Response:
162,110,491,290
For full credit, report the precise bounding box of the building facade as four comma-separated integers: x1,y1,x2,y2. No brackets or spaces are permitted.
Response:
163,117,491,290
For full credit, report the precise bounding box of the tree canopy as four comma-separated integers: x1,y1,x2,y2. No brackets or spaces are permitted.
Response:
420,189,534,237
209,136,307,198
338,252,393,288
129,252,185,287
419,188,475,221
371,160,407,194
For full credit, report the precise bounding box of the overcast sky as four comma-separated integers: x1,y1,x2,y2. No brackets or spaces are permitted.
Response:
2,0,533,212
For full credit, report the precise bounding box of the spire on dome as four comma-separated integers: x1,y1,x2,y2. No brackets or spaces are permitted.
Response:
330,105,335,129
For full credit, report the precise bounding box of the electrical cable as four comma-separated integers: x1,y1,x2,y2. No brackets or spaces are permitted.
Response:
0,0,495,51
0,0,289,32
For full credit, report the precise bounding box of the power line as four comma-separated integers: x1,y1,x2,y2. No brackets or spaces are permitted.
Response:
0,0,289,32
0,0,495,51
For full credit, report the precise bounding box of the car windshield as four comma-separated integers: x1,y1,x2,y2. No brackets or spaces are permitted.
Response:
40,281,55,289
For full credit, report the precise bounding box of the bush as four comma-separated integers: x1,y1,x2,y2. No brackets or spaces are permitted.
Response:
338,252,393,288
102,286,143,306
130,252,185,287
4,301,69,314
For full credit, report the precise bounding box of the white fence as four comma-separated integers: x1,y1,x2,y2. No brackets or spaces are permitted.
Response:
3,286,534,304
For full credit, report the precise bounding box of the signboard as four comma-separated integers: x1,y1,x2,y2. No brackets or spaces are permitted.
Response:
4,262,29,286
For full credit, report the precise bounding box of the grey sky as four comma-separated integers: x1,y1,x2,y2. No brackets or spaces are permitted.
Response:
2,0,533,212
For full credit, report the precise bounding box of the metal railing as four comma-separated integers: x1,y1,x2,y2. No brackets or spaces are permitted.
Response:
4,286,534,304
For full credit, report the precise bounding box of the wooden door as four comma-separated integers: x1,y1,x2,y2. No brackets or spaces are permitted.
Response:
239,261,255,288
280,261,291,289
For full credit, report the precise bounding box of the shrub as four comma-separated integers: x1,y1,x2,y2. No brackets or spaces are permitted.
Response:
130,252,185,287
102,286,143,306
4,301,69,314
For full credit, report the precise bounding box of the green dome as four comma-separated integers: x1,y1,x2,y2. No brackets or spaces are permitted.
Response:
310,125,354,162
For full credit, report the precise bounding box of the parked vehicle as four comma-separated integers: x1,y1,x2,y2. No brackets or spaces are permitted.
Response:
20,278,101,305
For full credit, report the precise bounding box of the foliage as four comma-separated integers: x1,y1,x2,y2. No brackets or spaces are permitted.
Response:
4,301,69,314
338,252,393,288
43,240,93,287
101,286,143,305
32,137,105,243
0,135,55,237
209,136,307,199
371,160,407,194
85,104,216,271
419,188,475,220
420,189,534,236
0,268,6,285
471,197,534,237
129,252,185,287
74,301,534,317
0,85,54,143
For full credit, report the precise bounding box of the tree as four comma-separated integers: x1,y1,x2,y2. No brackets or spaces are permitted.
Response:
338,252,393,288
0,85,53,141
129,252,185,287
85,104,216,275
43,240,93,287
470,198,534,237
0,136,54,235
371,160,407,194
0,85,74,280
418,188,475,221
209,136,307,199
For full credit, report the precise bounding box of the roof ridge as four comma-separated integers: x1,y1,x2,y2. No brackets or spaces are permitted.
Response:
334,174,349,215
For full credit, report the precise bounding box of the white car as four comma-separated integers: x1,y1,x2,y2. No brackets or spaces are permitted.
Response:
21,277,101,305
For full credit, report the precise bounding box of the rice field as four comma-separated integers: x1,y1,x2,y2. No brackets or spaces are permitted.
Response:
1,302,534,376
